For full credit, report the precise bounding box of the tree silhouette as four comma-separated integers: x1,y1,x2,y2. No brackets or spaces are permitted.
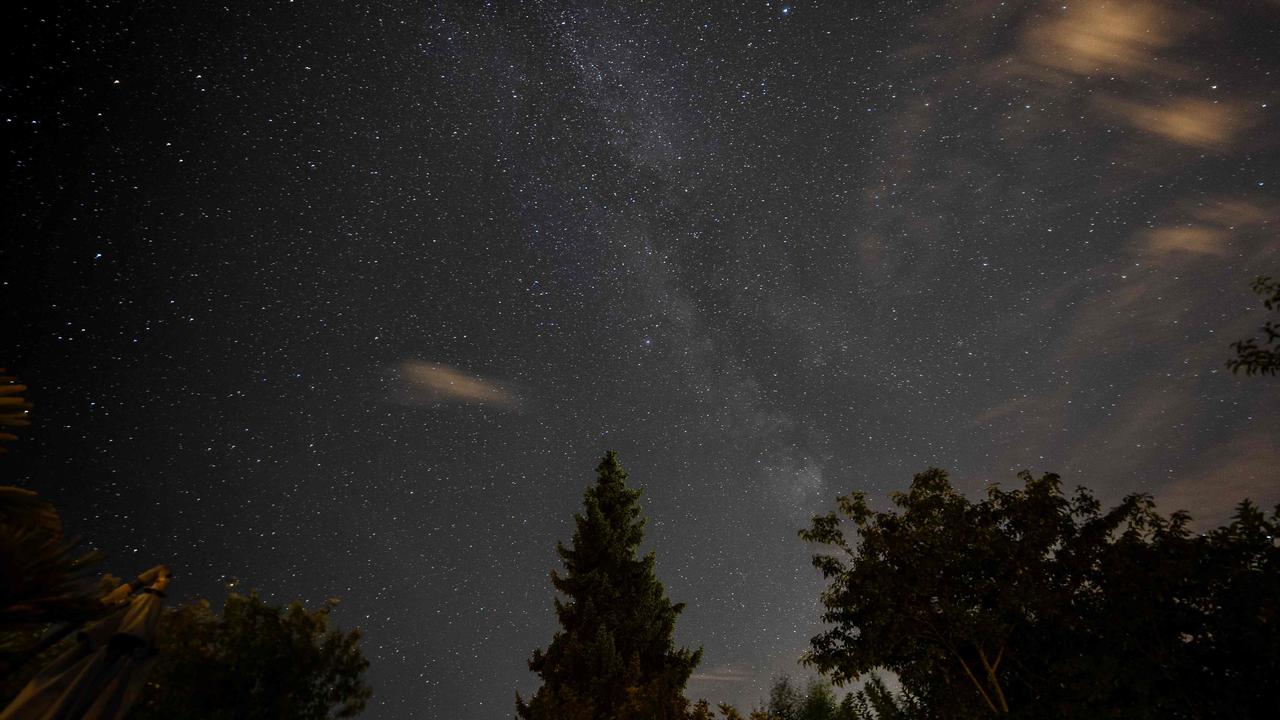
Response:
130,590,371,720
1228,275,1280,376
518,451,701,720
801,468,1280,718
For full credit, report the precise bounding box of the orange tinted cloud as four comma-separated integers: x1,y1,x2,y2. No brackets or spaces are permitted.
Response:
396,360,519,409
1158,429,1280,528
1140,226,1229,256
1115,98,1245,148
1189,198,1276,227
689,666,753,683
1021,0,1187,79
1137,196,1276,260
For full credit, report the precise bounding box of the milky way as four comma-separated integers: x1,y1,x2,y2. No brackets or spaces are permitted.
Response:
4,2,1278,717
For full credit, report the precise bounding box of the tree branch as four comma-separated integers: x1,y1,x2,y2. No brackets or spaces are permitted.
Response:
978,644,1010,713
956,652,1000,715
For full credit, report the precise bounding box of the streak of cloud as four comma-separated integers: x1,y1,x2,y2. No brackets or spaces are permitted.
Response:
1139,195,1276,262
394,360,520,410
1104,97,1247,149
689,667,753,684
1190,198,1278,227
1140,226,1230,257
1158,428,1280,527
1018,0,1191,81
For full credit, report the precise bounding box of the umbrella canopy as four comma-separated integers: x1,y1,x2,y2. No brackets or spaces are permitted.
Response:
0,566,170,720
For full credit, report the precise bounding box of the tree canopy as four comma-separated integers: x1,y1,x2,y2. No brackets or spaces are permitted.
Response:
801,468,1280,719
712,675,916,720
518,451,702,720
1229,275,1280,376
129,590,371,720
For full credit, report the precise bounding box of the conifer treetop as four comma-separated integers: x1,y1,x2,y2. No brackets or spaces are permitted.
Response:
517,451,701,720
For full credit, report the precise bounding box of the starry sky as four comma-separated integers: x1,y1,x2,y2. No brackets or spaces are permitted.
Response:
3,1,1278,717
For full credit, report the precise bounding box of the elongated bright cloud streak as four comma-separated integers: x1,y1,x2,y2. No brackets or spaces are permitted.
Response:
395,360,519,409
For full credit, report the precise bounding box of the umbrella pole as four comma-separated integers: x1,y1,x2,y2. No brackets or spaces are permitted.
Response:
0,566,171,677
0,616,93,678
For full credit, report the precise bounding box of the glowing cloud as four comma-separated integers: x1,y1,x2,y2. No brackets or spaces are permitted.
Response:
689,665,753,683
1157,429,1280,529
1137,196,1276,261
1140,226,1229,256
395,360,519,409
1189,197,1276,228
1022,0,1187,79
1115,98,1244,149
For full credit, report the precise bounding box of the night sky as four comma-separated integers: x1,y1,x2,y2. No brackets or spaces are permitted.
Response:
4,1,1279,717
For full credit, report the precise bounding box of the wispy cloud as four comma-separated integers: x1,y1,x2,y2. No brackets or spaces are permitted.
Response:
393,360,520,410
1140,226,1230,257
1158,428,1280,527
689,665,754,684
1019,0,1191,80
1138,195,1276,262
1189,198,1277,227
1103,97,1247,149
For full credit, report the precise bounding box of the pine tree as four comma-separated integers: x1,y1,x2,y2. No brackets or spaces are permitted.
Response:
517,451,701,720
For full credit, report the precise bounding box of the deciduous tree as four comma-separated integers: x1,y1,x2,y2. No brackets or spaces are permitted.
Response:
1229,275,1280,376
130,590,371,719
801,468,1280,718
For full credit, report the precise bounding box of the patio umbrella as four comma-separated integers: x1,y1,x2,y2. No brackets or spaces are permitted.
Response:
0,565,170,720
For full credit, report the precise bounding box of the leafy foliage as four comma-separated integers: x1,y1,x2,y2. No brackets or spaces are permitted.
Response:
764,675,846,720
690,699,718,720
518,451,702,720
801,468,1280,718
0,374,369,718
844,676,921,720
1228,275,1280,376
731,675,915,720
129,590,371,720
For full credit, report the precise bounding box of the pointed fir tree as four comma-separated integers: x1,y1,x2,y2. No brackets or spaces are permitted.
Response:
517,451,702,720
